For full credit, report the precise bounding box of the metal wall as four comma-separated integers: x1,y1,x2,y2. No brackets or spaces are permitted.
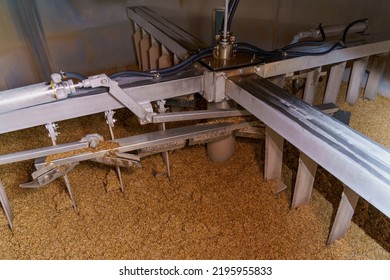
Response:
1,0,390,95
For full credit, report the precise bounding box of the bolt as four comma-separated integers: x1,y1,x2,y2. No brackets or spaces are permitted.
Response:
90,140,98,148
101,78,108,84
145,113,153,123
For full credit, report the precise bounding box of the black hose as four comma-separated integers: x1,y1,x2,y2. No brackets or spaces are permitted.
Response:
109,70,154,79
156,47,214,75
235,42,276,56
63,72,87,81
285,41,342,57
109,46,214,79
342,18,368,43
227,0,240,31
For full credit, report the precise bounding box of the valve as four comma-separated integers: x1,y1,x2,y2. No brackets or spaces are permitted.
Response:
50,72,81,100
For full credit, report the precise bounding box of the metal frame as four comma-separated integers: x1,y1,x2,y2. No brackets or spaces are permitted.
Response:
226,74,390,243
1,5,390,247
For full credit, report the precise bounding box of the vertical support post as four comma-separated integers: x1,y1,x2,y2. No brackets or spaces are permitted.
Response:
140,29,151,71
303,67,321,105
270,75,286,88
173,54,180,65
327,186,360,245
364,53,388,100
148,37,161,70
323,62,346,104
0,180,12,230
159,45,173,68
264,126,286,192
346,57,369,104
133,23,142,69
291,152,318,208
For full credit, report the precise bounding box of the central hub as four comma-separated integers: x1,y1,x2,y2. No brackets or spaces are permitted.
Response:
214,33,235,60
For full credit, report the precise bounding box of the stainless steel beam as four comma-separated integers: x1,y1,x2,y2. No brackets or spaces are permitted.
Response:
152,109,251,123
127,7,208,59
0,122,252,167
226,74,390,218
0,141,88,166
0,73,204,134
255,38,390,78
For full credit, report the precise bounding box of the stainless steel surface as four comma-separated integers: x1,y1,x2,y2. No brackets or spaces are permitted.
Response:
201,53,261,72
106,77,151,123
291,152,317,208
90,157,141,168
114,121,251,153
0,73,204,134
0,82,55,114
127,7,207,59
302,67,321,105
104,109,125,192
0,122,252,168
346,57,369,104
296,22,369,42
0,4,389,247
226,74,390,218
206,133,235,162
327,186,360,245
323,62,346,104
152,109,250,123
264,126,286,193
223,0,228,39
364,53,389,100
20,163,78,188
0,141,88,165
255,37,390,78
0,180,12,229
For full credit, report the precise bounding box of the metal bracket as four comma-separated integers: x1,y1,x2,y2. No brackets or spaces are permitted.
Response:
20,163,79,188
82,74,153,123
45,122,59,145
91,153,142,168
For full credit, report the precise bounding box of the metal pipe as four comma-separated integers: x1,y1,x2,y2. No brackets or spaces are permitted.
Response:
223,0,229,39
0,83,56,114
298,21,368,41
0,78,79,114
